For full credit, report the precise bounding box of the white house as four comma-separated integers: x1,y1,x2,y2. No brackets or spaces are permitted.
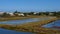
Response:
14,12,25,16
8,13,15,16
33,12,37,15
0,12,25,17
18,13,24,16
49,13,53,15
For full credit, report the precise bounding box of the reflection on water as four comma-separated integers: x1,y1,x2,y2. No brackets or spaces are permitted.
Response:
0,28,33,34
0,17,51,25
42,20,60,29
0,18,40,25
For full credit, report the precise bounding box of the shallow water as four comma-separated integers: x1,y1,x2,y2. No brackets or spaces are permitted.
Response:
0,17,51,25
0,28,33,34
0,18,40,25
42,20,60,29
0,17,54,34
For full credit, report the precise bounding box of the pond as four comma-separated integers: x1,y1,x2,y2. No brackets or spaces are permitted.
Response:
0,17,51,25
0,28,33,34
42,20,60,30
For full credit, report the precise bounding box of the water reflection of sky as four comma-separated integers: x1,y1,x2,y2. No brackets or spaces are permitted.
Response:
0,18,40,25
42,20,60,29
0,28,33,34
0,17,51,25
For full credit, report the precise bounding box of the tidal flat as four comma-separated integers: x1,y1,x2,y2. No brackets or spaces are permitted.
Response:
0,16,59,34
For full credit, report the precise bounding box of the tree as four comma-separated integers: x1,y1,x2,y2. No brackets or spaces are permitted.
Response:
55,11,60,17
28,12,34,15
38,12,46,16
44,12,49,16
23,13,27,16
13,10,21,16
51,12,57,16
2,12,10,17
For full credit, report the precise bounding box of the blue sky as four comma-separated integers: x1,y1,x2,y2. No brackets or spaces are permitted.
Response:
0,0,60,12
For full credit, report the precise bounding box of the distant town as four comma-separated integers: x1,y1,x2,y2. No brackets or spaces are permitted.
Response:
0,11,60,17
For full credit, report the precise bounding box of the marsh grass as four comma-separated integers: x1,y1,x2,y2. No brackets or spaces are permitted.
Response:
0,16,59,34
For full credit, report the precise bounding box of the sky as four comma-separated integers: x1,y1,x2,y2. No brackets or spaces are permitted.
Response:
0,0,60,12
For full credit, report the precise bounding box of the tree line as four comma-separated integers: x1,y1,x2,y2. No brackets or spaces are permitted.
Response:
0,11,60,17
